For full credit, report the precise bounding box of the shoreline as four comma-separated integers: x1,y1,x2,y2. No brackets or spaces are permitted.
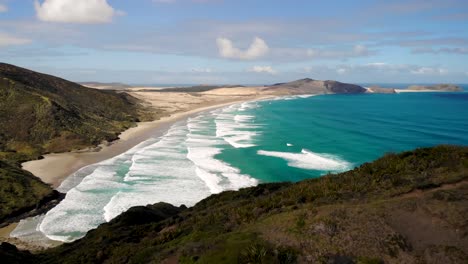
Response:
3,94,273,250
22,95,273,189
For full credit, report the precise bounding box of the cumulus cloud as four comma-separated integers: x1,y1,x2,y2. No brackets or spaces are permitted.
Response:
0,4,7,12
34,0,120,24
248,65,277,74
217,37,269,60
0,32,31,47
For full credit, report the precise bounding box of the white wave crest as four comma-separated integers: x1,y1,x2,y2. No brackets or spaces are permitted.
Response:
186,114,258,193
257,149,351,171
214,102,262,148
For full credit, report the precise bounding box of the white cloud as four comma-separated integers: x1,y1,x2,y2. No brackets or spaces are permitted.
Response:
0,32,31,47
336,68,347,75
249,65,277,74
366,62,387,66
34,0,120,24
217,37,269,60
191,68,213,73
0,4,7,12
410,67,448,75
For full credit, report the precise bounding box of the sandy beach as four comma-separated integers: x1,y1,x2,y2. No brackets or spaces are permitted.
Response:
22,87,272,188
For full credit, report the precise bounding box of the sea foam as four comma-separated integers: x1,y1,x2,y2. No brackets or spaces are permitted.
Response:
214,102,261,148
186,114,258,193
32,108,260,242
257,149,351,171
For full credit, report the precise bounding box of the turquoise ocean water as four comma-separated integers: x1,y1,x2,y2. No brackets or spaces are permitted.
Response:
11,88,468,243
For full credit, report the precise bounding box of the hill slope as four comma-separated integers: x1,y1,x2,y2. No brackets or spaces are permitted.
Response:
0,63,151,164
0,161,63,225
264,78,367,95
3,145,467,263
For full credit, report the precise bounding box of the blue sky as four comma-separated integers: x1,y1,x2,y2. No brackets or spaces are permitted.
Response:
0,0,467,85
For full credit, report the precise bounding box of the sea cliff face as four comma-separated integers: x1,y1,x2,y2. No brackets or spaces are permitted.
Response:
2,145,467,264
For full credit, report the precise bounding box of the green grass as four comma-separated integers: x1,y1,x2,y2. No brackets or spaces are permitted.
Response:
1,145,463,263
0,160,53,222
0,64,152,165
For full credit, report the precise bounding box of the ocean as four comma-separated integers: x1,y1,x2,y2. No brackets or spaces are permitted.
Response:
12,88,468,243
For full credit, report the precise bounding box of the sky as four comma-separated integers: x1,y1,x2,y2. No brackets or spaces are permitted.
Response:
0,0,467,85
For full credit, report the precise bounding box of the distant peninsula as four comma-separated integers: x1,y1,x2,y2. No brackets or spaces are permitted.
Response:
406,84,463,92
365,83,463,94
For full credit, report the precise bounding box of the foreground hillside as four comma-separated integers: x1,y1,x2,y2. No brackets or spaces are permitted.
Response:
0,63,151,224
2,145,467,263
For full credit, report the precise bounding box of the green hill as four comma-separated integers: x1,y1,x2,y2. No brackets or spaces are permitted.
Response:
0,63,152,164
0,63,152,225
3,145,467,263
0,160,59,224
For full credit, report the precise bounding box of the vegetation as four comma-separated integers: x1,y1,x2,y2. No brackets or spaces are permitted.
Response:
2,145,467,263
0,161,55,223
0,63,152,224
0,63,152,165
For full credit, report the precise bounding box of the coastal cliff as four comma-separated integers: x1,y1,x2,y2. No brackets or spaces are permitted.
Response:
2,145,467,263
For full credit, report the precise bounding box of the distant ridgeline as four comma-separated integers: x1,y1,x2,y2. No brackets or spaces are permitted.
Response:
0,63,151,224
2,145,467,263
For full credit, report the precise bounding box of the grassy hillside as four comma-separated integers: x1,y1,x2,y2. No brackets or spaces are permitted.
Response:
0,63,152,164
3,145,467,263
0,161,56,224
0,63,152,225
